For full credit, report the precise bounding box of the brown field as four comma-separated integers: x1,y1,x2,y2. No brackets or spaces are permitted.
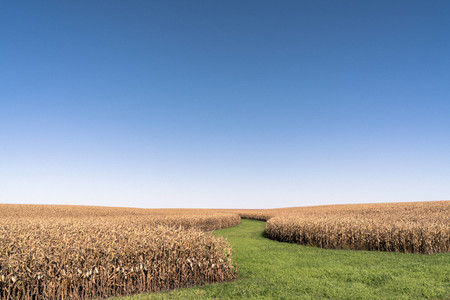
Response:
1,201,448,299
233,201,450,254
0,205,239,299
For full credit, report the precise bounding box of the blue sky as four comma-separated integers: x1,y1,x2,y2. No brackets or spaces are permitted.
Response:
1,1,449,208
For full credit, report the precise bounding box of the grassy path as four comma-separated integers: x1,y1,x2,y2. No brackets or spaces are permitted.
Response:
123,219,449,299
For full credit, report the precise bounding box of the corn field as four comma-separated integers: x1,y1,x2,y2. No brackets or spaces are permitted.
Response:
1,202,448,299
0,206,239,299
237,201,449,254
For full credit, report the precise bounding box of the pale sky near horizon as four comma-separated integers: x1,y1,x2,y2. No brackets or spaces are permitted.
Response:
1,1,449,209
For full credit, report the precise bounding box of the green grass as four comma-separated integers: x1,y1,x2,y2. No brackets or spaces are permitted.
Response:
119,219,449,299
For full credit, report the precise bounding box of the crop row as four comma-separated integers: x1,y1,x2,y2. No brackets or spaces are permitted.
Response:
236,201,450,254
0,208,240,299
266,215,449,254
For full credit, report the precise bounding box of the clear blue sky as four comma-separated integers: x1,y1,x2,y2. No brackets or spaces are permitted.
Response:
1,1,449,208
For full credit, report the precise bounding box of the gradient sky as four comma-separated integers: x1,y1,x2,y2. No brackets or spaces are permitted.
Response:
1,1,449,208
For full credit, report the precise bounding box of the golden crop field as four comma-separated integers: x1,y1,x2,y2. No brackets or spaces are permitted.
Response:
1,202,448,299
0,205,239,299
234,201,450,254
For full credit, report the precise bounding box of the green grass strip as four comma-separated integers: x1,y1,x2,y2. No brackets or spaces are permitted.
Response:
120,219,450,299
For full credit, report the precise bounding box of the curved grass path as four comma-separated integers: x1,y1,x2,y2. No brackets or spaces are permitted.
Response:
121,219,449,299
